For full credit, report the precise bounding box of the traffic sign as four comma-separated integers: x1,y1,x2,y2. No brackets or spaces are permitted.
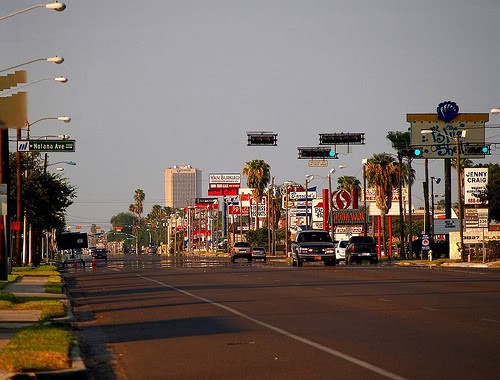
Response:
308,160,328,167
421,234,430,251
17,140,75,152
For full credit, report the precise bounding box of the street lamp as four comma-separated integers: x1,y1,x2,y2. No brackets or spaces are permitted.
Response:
327,168,336,240
430,176,441,237
0,56,64,74
0,76,68,97
490,108,500,114
0,2,66,21
305,175,314,230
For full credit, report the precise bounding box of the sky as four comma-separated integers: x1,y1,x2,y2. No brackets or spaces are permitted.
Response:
2,0,500,232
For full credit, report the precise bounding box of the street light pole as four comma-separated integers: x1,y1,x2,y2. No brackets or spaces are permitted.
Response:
0,56,64,74
430,176,441,237
327,168,335,240
305,175,314,230
0,2,66,22
456,132,466,261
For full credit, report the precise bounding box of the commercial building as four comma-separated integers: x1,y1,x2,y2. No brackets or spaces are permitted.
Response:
164,165,202,208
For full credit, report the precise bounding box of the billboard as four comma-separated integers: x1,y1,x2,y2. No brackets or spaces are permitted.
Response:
464,168,488,205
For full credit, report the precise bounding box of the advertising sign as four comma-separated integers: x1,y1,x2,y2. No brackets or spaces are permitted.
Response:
408,107,488,159
433,219,459,235
332,210,368,225
331,190,352,210
464,168,488,205
361,188,406,202
209,173,241,189
465,208,488,229
208,188,238,196
288,190,317,201
195,198,219,209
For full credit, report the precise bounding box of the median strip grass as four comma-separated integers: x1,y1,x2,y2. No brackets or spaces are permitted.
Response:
0,324,73,372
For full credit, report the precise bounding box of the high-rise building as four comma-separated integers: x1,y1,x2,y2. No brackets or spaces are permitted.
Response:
164,165,202,208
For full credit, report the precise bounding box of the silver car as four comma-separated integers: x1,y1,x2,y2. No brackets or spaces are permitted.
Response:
252,246,266,262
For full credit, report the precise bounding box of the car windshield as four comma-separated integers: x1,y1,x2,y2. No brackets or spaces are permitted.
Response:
234,242,251,247
298,232,332,243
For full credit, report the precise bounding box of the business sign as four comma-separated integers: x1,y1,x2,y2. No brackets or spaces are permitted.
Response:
465,208,488,229
331,190,352,210
195,198,219,209
250,204,267,218
361,187,406,202
17,140,76,152
408,102,488,159
288,190,317,201
464,168,488,205
228,205,249,216
312,199,324,222
207,188,238,196
332,210,368,225
209,173,241,189
433,219,459,235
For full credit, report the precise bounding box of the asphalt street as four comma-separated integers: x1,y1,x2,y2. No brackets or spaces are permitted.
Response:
65,255,500,380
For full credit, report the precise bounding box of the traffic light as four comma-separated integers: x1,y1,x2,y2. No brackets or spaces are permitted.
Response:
247,132,278,146
463,143,491,156
414,148,422,157
319,133,365,145
398,147,424,158
298,146,338,159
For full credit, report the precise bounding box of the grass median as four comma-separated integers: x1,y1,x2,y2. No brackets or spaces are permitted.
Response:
0,324,74,372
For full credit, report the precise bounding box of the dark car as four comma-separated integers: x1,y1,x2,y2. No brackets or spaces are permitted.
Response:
346,236,378,264
289,230,336,267
231,242,253,263
92,248,108,262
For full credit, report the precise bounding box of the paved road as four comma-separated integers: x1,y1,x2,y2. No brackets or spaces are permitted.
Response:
65,255,500,380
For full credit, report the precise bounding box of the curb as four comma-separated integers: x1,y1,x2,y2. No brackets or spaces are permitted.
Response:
1,344,88,380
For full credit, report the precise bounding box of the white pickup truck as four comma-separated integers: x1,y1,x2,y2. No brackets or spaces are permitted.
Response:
334,240,349,264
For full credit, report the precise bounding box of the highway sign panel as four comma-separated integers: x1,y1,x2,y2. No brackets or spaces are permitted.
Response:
17,140,75,152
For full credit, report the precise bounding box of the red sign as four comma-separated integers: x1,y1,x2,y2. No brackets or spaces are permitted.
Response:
228,205,250,216
10,221,21,231
331,190,352,210
208,188,238,196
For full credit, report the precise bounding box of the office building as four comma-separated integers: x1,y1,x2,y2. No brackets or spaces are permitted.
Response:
164,165,202,208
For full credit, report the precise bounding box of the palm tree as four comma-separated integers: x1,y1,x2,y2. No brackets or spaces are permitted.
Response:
365,154,400,257
129,189,145,253
242,160,271,229
387,130,411,258
336,175,361,191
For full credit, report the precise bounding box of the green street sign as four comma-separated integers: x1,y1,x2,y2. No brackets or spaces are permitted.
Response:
17,140,75,152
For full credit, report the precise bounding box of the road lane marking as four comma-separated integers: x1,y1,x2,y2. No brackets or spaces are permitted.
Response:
421,307,438,311
140,275,407,380
378,298,392,302
480,318,499,323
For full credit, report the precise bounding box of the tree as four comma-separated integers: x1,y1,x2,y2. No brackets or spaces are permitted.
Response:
242,160,271,229
129,189,145,253
8,152,76,265
336,175,361,191
365,153,400,257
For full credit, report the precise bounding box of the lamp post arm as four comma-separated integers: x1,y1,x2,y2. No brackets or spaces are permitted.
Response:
0,3,66,22
0,77,67,97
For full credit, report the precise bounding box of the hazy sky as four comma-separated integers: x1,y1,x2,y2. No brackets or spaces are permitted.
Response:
2,1,500,231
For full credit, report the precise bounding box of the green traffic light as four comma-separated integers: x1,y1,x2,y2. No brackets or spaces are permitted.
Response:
482,146,489,154
414,148,422,156
329,150,336,157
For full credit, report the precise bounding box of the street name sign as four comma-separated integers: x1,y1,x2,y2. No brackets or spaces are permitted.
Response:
17,140,76,152
308,160,328,167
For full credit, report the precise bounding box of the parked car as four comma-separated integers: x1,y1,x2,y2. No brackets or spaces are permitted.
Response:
252,246,266,262
346,236,378,264
231,242,253,263
92,248,108,263
334,240,349,264
289,230,336,267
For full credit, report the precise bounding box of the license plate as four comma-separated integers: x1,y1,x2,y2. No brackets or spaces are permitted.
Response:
362,252,371,256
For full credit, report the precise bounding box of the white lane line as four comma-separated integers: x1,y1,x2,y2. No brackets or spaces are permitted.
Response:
421,307,438,311
273,279,281,282
378,298,392,302
140,275,407,380
480,318,499,323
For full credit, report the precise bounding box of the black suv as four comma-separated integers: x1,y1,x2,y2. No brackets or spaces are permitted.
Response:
346,236,378,264
231,242,253,263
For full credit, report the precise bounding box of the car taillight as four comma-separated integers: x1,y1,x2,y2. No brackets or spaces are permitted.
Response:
349,245,355,252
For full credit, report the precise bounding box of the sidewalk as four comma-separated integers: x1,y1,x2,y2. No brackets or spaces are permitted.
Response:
0,275,87,380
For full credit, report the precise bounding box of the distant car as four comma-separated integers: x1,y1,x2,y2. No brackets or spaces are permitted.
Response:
252,246,266,262
334,240,349,264
147,246,157,254
231,242,253,263
92,248,108,262
346,236,378,264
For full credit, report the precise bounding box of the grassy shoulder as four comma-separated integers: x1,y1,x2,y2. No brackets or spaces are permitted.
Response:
0,324,74,372
0,292,66,320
